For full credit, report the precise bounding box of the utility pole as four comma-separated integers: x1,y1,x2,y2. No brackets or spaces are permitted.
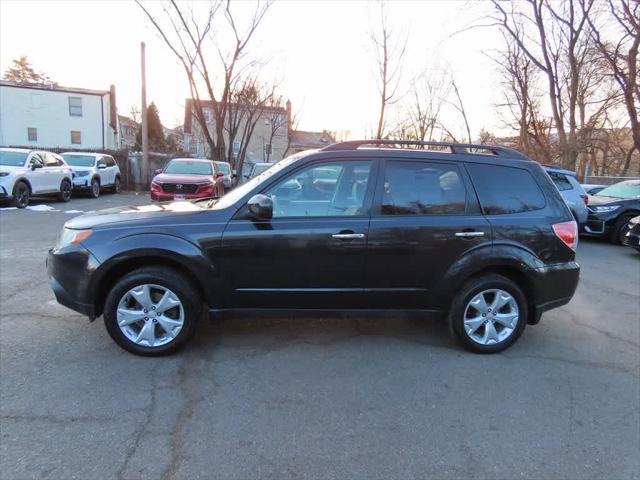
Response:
140,41,149,187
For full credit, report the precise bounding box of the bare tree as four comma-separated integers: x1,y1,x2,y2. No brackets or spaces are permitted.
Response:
490,0,600,169
370,1,407,139
584,0,640,173
263,94,289,162
136,0,272,161
402,69,450,142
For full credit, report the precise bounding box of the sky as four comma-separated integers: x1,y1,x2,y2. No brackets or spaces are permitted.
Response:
0,0,505,140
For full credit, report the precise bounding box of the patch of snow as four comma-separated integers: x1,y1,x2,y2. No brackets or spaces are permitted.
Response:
26,204,56,211
0,207,17,211
64,210,84,214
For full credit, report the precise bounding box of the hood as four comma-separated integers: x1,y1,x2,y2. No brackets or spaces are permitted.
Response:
65,201,204,230
587,194,626,206
68,165,94,172
153,173,212,184
0,165,26,173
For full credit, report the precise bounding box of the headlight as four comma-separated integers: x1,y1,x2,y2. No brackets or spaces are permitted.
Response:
0,172,9,177
591,205,620,213
56,227,92,249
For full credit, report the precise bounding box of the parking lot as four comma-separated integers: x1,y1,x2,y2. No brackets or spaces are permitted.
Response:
0,192,639,479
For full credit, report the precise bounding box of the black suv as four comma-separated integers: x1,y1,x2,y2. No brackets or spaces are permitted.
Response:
47,140,580,355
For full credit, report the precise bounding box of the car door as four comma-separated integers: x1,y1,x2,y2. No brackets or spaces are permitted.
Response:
363,159,492,309
104,156,117,185
218,158,378,309
42,153,64,191
26,153,47,193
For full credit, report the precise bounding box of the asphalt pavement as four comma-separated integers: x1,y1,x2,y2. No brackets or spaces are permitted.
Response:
1,192,639,480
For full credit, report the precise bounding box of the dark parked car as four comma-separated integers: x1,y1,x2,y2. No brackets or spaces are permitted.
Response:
622,216,640,252
584,180,640,244
150,158,225,201
47,140,580,356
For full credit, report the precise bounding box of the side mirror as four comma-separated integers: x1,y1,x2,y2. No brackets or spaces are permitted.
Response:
247,194,273,220
155,168,163,174
31,163,42,170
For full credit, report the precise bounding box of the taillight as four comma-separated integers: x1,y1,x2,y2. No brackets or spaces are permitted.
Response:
581,194,588,205
553,220,578,250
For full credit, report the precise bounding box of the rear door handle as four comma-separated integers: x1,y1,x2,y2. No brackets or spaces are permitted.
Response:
332,233,365,240
455,231,485,237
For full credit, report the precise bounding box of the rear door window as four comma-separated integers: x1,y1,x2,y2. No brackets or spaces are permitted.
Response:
380,161,467,215
466,163,545,214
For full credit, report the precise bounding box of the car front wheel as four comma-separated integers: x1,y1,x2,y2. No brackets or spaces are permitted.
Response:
450,274,527,353
103,267,201,356
58,179,72,202
12,181,30,208
90,178,100,198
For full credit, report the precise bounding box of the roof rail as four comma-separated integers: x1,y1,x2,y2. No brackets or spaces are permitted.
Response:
321,140,530,160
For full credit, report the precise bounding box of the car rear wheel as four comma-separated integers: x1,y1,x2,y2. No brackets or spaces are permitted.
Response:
103,267,201,356
112,176,121,194
12,181,30,208
90,178,100,198
58,179,72,202
450,274,527,353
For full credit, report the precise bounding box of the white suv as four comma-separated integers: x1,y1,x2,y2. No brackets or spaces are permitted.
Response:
0,148,73,208
60,152,122,198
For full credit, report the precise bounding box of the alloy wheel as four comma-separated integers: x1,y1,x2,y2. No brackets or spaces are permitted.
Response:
92,180,100,198
15,185,29,208
116,284,184,347
61,182,71,201
463,289,519,345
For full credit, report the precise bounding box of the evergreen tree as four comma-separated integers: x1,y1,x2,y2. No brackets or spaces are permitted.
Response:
3,56,53,84
135,102,167,152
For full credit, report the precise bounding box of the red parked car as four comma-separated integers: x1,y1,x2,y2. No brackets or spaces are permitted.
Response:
150,158,225,201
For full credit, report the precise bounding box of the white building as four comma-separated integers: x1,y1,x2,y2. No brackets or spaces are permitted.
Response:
0,80,118,149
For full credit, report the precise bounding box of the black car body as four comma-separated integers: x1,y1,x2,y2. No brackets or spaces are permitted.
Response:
622,216,640,251
584,180,640,244
47,140,580,355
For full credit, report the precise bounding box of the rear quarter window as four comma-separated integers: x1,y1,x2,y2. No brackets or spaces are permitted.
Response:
547,171,573,191
467,163,546,215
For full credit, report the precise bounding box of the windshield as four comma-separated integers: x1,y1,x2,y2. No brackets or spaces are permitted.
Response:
61,155,95,167
164,160,212,176
215,162,231,175
596,180,640,199
211,152,314,210
0,151,28,167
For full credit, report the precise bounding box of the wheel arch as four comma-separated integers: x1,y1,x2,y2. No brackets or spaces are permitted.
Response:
13,177,32,193
92,253,209,319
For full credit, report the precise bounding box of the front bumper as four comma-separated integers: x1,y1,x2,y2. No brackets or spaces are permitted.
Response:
582,210,619,236
622,225,640,250
72,177,91,189
150,191,215,201
528,261,580,324
0,185,9,199
47,244,100,319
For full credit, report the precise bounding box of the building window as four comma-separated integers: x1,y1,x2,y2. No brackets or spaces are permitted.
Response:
233,141,240,154
31,94,41,109
71,130,81,144
68,97,83,116
27,128,37,142
202,108,212,123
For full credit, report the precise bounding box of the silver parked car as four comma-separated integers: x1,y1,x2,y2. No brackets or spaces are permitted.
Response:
214,161,234,190
544,166,588,227
61,152,121,198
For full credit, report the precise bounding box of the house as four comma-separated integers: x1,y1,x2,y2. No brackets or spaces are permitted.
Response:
0,80,118,149
118,115,138,150
288,130,335,154
183,99,290,162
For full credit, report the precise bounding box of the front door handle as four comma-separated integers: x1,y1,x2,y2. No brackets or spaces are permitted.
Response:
332,233,365,240
454,231,485,238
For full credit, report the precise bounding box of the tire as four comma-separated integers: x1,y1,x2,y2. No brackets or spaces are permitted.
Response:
450,273,528,354
58,179,72,202
112,176,121,194
103,267,201,356
90,178,100,198
610,214,635,245
12,181,30,208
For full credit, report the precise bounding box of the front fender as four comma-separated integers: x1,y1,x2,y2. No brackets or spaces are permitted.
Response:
86,232,218,308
